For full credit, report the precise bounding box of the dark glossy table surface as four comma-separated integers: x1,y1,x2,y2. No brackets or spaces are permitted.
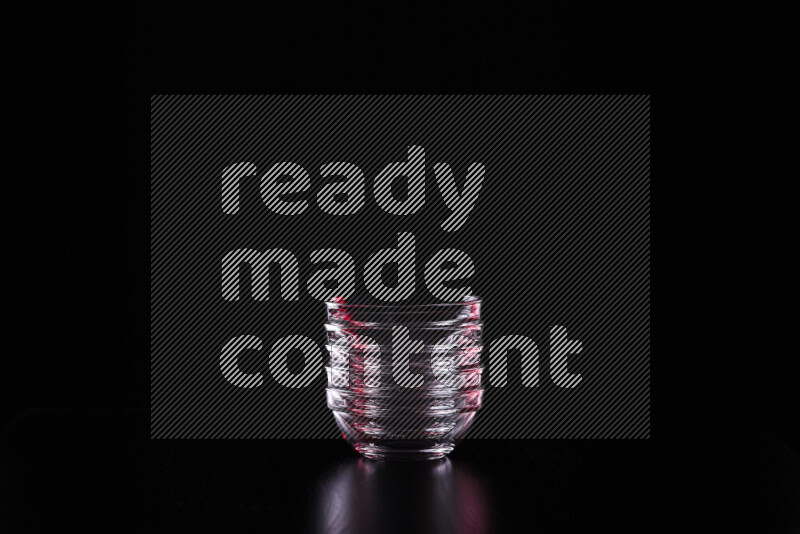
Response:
1,411,797,533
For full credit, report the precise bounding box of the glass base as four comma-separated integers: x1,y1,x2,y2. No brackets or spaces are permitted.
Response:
354,440,455,461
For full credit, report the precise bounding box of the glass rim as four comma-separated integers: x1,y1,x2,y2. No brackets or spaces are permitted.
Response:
324,322,482,332
324,295,481,309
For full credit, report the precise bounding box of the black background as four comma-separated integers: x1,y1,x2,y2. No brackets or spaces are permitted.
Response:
2,2,797,533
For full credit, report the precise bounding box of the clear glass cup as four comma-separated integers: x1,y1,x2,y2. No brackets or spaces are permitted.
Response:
324,296,483,460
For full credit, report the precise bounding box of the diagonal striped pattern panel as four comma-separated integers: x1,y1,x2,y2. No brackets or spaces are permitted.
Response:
151,95,650,439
